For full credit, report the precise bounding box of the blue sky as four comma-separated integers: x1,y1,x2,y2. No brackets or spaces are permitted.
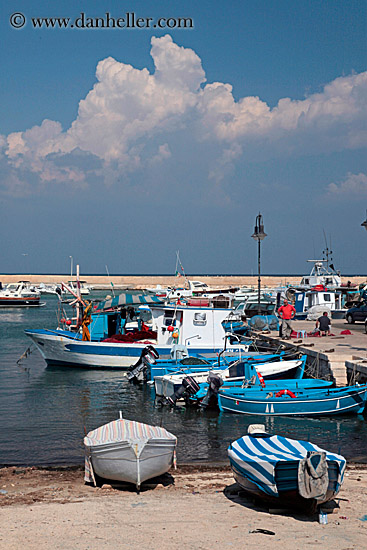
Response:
0,0,366,275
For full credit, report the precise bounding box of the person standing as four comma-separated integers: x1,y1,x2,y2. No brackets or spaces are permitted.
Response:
316,311,331,336
278,298,296,340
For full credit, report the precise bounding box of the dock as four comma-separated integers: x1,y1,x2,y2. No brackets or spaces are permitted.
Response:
253,318,367,386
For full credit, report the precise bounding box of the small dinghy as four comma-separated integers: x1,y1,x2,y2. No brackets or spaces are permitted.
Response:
84,413,177,490
228,425,346,513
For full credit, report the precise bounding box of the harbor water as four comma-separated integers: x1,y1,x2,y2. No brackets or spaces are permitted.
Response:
0,293,367,467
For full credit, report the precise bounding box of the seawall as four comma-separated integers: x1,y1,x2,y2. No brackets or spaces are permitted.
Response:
0,274,366,290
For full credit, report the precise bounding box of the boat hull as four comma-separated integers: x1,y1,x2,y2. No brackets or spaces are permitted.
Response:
87,439,176,487
0,297,41,307
25,329,227,369
218,385,367,416
230,459,341,513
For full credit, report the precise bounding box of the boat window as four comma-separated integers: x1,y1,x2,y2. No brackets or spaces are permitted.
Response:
228,362,246,378
304,279,309,284
193,312,206,326
323,294,331,301
163,312,175,326
297,295,303,301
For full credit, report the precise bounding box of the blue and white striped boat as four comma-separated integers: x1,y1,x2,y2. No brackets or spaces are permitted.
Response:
218,383,367,416
228,425,346,512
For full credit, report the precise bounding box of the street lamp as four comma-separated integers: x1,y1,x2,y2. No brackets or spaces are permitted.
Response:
251,213,267,315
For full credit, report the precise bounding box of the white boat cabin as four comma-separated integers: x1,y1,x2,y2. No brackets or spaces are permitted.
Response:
293,288,343,317
151,303,233,349
299,260,342,289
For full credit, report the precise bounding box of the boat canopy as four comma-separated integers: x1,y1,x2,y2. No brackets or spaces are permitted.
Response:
98,293,164,311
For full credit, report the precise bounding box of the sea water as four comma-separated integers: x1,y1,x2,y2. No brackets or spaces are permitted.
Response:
0,293,366,467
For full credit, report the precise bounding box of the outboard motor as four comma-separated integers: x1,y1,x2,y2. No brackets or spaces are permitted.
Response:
126,345,159,384
163,376,200,407
200,372,224,409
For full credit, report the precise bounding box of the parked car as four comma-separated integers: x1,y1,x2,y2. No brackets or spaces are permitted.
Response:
345,303,367,324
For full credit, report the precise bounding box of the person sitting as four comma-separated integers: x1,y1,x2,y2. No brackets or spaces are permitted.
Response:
316,311,331,336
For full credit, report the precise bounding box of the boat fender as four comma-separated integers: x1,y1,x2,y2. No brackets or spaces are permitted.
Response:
275,389,297,398
257,372,266,388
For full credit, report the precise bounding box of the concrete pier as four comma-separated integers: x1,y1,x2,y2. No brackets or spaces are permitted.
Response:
254,318,367,386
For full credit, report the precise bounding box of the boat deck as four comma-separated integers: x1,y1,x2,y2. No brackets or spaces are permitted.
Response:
253,318,367,386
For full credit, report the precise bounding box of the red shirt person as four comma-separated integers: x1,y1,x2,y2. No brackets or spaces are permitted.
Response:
278,299,296,339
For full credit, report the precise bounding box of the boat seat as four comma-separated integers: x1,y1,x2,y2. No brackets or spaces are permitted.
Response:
170,344,189,361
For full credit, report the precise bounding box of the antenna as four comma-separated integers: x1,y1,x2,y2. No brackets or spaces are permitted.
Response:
105,265,115,297
322,229,332,270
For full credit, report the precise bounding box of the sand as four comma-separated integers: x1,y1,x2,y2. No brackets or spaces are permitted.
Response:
0,465,366,549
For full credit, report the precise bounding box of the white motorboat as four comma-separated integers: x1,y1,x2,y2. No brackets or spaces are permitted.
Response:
0,281,42,307
68,280,92,295
154,357,305,398
84,414,177,490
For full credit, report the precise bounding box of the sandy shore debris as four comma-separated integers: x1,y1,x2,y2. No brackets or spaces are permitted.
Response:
0,464,366,549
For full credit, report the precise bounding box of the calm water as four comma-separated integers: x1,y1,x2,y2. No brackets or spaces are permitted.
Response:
1,293,367,467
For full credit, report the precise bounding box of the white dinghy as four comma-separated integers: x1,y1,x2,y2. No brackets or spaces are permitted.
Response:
84,413,177,490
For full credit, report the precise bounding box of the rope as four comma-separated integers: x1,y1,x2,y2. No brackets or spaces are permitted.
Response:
16,344,35,365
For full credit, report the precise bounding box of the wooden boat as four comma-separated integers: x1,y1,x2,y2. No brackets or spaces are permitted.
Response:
26,297,248,369
228,425,346,513
218,383,367,416
84,414,177,490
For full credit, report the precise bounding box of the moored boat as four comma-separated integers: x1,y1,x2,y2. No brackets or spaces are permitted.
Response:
25,294,248,369
0,281,42,307
218,383,367,416
154,356,307,400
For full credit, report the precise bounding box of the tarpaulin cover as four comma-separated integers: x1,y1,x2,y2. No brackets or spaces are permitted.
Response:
228,434,345,497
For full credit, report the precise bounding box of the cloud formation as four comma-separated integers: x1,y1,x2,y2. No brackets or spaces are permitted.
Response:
2,34,367,194
328,172,367,195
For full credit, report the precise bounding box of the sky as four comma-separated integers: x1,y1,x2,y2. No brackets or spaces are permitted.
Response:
0,0,366,275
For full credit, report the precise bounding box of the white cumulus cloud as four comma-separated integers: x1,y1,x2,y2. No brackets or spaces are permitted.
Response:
328,172,367,195
2,34,367,194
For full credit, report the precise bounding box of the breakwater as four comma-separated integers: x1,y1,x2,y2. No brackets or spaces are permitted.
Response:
0,274,366,290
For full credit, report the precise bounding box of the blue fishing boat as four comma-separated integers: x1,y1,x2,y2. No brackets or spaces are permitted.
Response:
25,295,248,369
228,425,346,513
156,356,333,407
148,348,282,381
218,383,367,416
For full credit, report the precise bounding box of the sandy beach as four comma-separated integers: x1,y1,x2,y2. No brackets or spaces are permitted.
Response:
0,465,366,549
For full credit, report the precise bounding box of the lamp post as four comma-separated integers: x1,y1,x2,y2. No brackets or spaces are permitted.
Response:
251,213,267,315
69,256,73,281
